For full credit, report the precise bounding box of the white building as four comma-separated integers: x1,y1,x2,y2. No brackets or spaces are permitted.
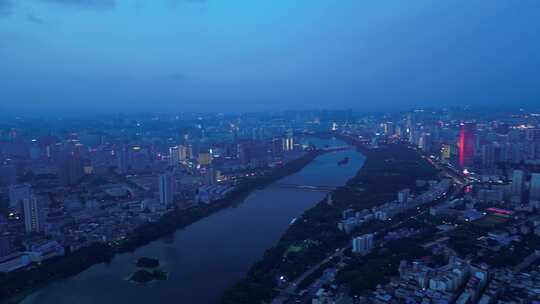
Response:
352,234,374,255
282,137,294,151
398,188,410,204
169,146,181,166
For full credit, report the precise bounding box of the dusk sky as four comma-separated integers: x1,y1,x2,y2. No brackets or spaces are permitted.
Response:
1,0,540,115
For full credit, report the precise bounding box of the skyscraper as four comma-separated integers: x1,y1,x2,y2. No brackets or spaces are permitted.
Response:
179,145,188,161
530,173,540,202
159,173,174,206
459,122,476,168
481,144,496,168
198,151,212,166
169,146,180,167
418,132,432,153
282,137,294,151
23,196,46,234
58,155,85,186
511,170,525,196
206,167,217,185
117,146,129,174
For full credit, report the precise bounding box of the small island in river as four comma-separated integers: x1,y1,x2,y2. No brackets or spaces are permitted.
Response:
129,257,167,284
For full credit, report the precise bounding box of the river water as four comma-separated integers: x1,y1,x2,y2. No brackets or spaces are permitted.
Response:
15,138,365,304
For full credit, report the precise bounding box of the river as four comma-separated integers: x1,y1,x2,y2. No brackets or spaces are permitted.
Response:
15,137,365,304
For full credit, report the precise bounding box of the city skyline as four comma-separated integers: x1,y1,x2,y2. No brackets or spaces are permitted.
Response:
2,1,540,303
1,107,540,303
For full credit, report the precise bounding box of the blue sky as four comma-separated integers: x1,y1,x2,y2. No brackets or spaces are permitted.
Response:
1,0,539,115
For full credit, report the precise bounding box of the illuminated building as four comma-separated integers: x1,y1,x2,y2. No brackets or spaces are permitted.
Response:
198,152,212,166
459,122,475,168
179,145,188,161
441,144,451,163
169,146,180,166
282,137,294,151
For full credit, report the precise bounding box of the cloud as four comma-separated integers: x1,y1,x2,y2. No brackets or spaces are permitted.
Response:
0,0,13,17
27,14,46,24
40,0,116,10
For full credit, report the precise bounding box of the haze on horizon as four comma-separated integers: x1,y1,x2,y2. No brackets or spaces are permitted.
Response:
1,0,540,116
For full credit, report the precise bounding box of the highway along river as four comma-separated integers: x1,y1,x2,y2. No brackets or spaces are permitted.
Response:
16,137,365,304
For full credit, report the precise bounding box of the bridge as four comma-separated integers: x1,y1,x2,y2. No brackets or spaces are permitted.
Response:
271,183,336,191
318,145,351,152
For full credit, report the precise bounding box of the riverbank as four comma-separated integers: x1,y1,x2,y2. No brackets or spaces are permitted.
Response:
222,143,438,304
0,150,325,302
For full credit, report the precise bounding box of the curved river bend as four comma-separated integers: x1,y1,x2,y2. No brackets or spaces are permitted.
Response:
16,138,365,304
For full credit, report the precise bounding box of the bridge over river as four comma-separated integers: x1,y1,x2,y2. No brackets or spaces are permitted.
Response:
270,183,336,191
318,145,351,152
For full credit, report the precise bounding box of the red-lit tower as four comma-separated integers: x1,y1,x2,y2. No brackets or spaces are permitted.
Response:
459,122,475,168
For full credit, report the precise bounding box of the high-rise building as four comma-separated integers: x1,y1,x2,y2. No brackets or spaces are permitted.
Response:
117,146,129,174
440,144,451,164
271,138,284,156
58,155,84,186
187,144,194,160
206,167,217,185
459,122,476,168
159,173,174,206
398,189,410,204
352,234,374,255
169,146,180,166
9,183,32,213
381,122,395,136
179,145,188,161
511,170,525,196
530,173,540,202
418,132,432,153
23,196,46,234
198,151,212,166
282,137,294,151
481,144,496,168
30,142,41,160
237,142,251,164
526,128,540,142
